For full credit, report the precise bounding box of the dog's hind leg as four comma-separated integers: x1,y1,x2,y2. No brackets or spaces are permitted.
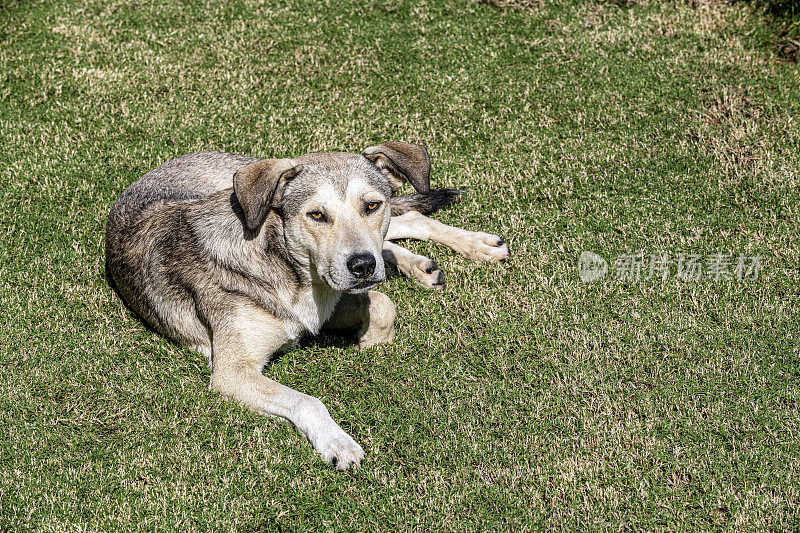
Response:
208,304,364,470
382,241,444,290
386,211,509,263
324,291,396,348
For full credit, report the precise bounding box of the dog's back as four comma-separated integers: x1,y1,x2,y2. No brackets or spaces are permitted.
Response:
106,152,256,345
109,152,255,220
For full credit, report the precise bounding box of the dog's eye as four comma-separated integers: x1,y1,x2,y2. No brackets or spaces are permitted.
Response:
365,201,382,214
307,211,326,222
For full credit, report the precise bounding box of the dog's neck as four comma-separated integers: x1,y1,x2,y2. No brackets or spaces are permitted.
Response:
287,277,341,336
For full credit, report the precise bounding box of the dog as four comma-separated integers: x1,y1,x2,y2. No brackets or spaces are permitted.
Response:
106,143,509,470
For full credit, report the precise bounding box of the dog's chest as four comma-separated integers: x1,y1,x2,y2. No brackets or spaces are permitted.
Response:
284,285,341,337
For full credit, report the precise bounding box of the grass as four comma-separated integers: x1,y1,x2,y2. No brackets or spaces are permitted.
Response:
1,0,799,529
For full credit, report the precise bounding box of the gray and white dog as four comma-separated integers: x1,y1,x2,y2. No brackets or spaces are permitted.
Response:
106,142,508,470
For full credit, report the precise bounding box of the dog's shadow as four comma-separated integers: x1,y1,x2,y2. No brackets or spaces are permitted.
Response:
297,330,359,350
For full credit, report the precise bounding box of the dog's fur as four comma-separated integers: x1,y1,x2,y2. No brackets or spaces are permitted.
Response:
106,143,508,469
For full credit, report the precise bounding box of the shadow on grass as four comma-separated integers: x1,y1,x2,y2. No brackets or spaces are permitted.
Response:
746,0,799,18
743,0,800,42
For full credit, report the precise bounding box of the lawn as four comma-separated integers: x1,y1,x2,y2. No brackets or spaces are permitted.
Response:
1,0,799,529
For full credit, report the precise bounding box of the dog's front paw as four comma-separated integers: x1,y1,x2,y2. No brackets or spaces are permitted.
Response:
311,423,365,470
297,397,365,470
464,233,509,263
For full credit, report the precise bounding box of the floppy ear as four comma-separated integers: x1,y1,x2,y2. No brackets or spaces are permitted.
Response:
362,142,431,194
233,159,301,230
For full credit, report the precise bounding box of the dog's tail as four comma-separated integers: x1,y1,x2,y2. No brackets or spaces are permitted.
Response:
390,188,463,216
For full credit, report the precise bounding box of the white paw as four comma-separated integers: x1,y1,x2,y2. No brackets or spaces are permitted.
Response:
312,424,365,470
401,256,445,290
462,232,510,262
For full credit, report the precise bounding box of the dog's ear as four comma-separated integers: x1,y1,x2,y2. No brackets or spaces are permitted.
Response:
233,159,301,230
363,142,431,194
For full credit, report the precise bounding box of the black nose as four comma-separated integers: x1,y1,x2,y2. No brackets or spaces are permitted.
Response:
346,252,376,279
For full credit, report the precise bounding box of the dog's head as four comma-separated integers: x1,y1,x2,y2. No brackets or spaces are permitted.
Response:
233,142,430,293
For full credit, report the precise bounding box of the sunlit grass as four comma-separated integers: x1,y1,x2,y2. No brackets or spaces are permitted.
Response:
1,0,798,529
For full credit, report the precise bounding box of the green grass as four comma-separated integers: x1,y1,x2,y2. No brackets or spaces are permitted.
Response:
1,0,799,529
